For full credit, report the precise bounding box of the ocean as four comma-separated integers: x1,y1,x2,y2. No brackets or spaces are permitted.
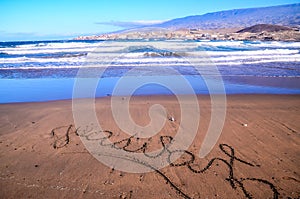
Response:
0,39,299,103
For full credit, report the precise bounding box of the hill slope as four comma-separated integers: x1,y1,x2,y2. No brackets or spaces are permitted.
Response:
237,24,293,33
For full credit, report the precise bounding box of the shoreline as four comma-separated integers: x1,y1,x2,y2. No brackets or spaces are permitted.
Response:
1,76,299,104
0,93,299,105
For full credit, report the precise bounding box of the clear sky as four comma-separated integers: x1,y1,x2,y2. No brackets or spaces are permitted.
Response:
1,0,299,41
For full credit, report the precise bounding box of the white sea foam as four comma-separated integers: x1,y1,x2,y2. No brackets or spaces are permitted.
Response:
0,65,84,70
1,40,299,56
198,40,300,48
199,41,245,47
1,56,299,70
0,55,296,65
1,40,299,72
196,49,299,56
0,56,86,64
1,49,299,65
14,42,100,49
0,42,100,55
0,47,95,55
247,41,300,48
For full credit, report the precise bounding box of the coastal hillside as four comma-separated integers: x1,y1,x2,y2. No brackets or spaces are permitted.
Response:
236,24,293,33
74,3,300,41
152,3,300,29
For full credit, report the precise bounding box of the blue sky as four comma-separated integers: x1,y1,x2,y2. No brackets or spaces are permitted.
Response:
1,0,299,41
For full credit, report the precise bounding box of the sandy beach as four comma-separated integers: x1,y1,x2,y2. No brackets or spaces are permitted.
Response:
1,1,300,198
0,94,299,198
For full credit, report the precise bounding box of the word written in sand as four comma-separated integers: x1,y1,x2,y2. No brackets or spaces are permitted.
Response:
51,124,279,199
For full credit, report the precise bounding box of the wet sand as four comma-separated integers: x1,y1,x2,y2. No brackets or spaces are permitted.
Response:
0,95,299,198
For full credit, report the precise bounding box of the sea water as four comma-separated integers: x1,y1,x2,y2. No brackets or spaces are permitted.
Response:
0,40,299,103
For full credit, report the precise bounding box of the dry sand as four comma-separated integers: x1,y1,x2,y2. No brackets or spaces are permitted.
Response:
0,95,299,199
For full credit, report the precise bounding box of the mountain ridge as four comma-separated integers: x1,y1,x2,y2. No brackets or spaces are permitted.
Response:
147,3,300,30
